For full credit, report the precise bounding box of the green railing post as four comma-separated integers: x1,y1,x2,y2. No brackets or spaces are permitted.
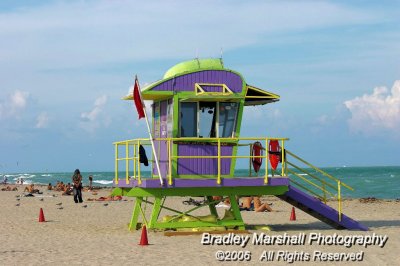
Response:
217,139,221,184
338,180,342,221
137,140,141,185
249,143,252,177
115,144,118,185
281,139,285,176
168,139,172,185
125,142,129,184
133,142,137,180
264,138,268,184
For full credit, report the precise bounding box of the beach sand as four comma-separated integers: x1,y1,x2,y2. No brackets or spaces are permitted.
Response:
0,185,399,265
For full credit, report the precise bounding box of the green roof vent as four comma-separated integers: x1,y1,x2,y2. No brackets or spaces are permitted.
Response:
163,58,224,79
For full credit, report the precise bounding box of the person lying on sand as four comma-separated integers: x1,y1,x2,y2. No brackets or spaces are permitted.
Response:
241,196,273,212
87,195,123,201
1,186,18,191
24,184,41,194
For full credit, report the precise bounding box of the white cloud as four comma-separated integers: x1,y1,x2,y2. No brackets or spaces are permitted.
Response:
344,80,400,134
81,95,107,122
35,112,49,128
80,95,109,132
0,90,29,119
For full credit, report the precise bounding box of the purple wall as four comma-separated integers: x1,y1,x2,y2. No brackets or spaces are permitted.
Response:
177,144,233,175
152,70,243,93
153,100,169,178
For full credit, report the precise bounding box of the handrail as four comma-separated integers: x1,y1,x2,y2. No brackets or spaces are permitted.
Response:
114,136,289,186
115,138,350,222
285,149,349,221
285,150,353,191
286,161,337,191
286,169,335,198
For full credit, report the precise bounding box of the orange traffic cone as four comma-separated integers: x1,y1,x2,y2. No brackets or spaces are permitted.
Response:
139,225,149,246
39,208,46,222
290,207,296,221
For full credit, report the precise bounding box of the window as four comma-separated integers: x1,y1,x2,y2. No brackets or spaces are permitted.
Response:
219,102,238,137
180,102,197,137
180,102,239,138
199,102,216,138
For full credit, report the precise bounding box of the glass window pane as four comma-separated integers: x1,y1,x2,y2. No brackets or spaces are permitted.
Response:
199,102,217,138
219,102,238,137
180,102,197,137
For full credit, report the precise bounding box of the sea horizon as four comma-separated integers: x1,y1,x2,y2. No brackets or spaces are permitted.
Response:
2,165,399,200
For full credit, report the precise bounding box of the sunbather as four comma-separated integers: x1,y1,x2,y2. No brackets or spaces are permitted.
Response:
241,196,273,212
24,184,40,194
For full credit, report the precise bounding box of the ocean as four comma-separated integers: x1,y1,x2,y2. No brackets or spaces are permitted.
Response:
2,166,399,199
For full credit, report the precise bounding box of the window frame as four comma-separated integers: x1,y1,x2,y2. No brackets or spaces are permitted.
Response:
179,101,239,138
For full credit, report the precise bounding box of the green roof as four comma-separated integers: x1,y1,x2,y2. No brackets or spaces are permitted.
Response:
163,58,224,79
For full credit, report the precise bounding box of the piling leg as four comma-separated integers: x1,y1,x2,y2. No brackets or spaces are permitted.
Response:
148,197,162,229
228,195,245,230
206,196,219,218
129,197,143,231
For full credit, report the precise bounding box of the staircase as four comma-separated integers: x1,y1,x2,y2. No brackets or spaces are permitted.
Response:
279,150,368,231
278,186,368,230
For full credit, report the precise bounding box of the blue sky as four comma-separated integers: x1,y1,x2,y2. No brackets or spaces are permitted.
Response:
0,0,399,172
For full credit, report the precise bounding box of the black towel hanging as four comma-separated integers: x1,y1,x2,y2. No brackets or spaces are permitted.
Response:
139,145,149,166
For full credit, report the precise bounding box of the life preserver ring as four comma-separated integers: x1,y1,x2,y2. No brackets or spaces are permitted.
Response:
268,140,281,170
252,142,263,173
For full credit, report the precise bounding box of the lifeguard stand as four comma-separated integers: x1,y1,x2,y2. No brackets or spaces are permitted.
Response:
112,59,367,232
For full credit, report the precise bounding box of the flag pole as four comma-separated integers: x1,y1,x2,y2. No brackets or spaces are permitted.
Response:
134,76,164,186
142,103,164,186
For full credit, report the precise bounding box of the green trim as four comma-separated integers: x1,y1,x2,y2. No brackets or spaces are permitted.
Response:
114,186,288,197
123,91,174,101
230,99,245,175
152,220,243,229
172,94,180,177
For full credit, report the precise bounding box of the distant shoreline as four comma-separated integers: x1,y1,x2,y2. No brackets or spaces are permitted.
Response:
1,183,399,201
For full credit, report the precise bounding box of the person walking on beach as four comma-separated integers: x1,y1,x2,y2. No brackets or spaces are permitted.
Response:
72,169,83,203
88,175,93,190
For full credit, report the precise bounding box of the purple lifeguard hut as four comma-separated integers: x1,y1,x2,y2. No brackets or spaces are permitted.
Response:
112,58,367,231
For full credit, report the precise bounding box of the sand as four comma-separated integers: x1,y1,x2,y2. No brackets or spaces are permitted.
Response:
0,185,399,265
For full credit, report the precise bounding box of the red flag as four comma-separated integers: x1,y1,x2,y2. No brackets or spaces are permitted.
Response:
133,76,145,119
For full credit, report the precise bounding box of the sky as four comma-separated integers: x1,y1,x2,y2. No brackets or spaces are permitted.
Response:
0,0,399,173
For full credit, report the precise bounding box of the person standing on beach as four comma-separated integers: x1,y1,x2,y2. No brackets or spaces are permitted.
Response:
88,175,93,190
72,169,83,203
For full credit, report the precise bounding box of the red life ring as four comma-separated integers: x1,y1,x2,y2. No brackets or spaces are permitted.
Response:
268,140,281,170
252,142,263,173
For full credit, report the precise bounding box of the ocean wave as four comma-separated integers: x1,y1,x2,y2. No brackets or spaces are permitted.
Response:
12,175,35,180
41,174,52,177
6,174,36,178
93,180,113,185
